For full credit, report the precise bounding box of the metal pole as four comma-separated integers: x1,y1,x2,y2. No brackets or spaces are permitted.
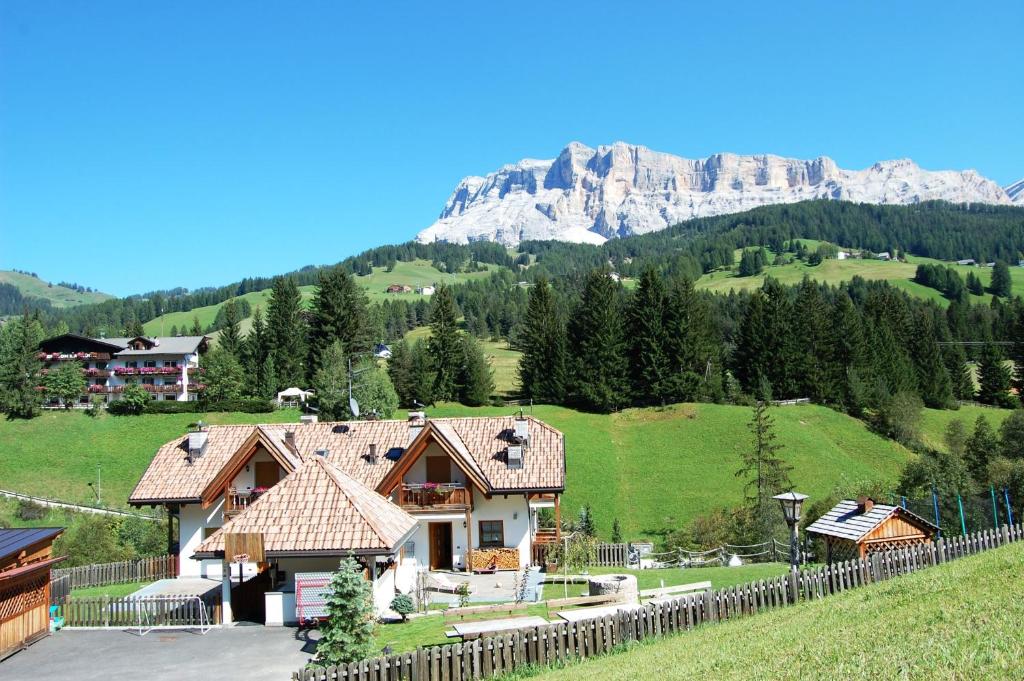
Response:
957,495,967,536
97,465,102,506
931,485,941,538
789,522,798,572
1004,487,1014,526
991,486,1001,529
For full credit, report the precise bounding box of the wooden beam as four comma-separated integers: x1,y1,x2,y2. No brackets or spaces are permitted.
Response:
554,494,561,541
465,499,473,574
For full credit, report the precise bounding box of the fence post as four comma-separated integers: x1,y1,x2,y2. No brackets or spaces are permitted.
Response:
1002,524,1010,545
787,570,798,605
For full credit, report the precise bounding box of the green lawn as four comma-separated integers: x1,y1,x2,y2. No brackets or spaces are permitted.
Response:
531,541,1024,681
0,270,113,308
70,581,152,598
427,402,912,541
0,409,303,507
919,405,1016,453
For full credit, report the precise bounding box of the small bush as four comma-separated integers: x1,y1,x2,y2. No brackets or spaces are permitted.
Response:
143,401,201,414
16,499,47,521
390,593,415,621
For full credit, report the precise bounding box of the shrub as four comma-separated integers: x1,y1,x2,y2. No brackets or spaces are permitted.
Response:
16,499,47,521
315,555,377,665
390,593,415,621
143,401,200,414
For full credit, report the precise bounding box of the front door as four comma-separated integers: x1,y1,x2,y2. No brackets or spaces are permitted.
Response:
254,462,280,488
426,456,450,484
429,522,453,570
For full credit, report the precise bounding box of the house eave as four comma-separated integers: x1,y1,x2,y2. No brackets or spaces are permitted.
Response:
129,497,201,507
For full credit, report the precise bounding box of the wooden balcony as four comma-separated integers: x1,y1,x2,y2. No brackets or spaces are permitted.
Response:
398,483,470,511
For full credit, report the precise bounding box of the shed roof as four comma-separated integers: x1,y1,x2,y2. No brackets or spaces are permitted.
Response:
0,527,64,564
193,456,417,558
805,500,938,542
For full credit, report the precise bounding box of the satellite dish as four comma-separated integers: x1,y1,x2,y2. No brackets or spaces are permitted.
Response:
349,397,360,418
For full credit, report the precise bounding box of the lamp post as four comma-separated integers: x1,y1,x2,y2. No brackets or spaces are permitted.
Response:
774,491,808,571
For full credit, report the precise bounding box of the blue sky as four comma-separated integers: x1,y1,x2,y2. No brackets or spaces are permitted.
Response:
1,1,1021,296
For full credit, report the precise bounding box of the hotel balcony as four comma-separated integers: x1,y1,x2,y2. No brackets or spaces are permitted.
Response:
398,483,470,512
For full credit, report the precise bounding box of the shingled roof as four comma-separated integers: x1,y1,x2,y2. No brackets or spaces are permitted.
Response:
192,456,417,558
130,415,564,505
806,499,938,542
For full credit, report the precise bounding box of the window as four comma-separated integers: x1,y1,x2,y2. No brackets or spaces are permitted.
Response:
126,361,138,369
144,360,157,368
142,378,155,385
478,520,504,548
164,360,178,368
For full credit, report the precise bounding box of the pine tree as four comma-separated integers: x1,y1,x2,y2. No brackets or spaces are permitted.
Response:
829,291,868,412
0,314,44,418
190,316,203,336
626,268,669,404
315,555,377,665
567,270,629,412
386,340,415,406
409,339,435,406
218,299,243,360
967,271,985,296
244,307,274,398
909,308,953,408
517,277,567,403
976,343,1014,407
990,260,1012,298
124,317,145,337
965,415,998,482
575,505,596,537
169,325,178,337
308,267,370,376
427,284,461,402
611,518,622,544
459,336,494,406
792,278,834,402
733,278,796,398
663,276,719,402
736,398,792,540
267,276,307,389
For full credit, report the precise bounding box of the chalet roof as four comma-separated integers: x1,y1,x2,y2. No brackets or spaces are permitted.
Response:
192,456,417,558
38,333,125,354
806,500,938,542
0,527,64,565
130,415,565,505
103,336,208,356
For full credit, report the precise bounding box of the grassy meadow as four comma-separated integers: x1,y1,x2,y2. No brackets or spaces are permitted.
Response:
143,259,496,338
919,404,1017,453
406,325,522,399
0,409,302,508
0,270,113,307
529,541,1024,681
428,402,912,541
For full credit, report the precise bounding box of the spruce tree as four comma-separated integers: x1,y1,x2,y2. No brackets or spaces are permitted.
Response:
427,285,462,402
218,298,243,360
976,343,1014,407
459,336,494,406
909,308,953,408
124,317,145,337
0,314,44,418
626,268,669,404
311,341,349,420
736,398,792,540
792,278,833,402
314,555,377,665
409,339,435,407
386,340,415,406
829,291,868,412
517,277,567,403
267,276,307,389
567,271,629,412
967,271,984,296
990,260,1012,298
190,316,203,336
244,307,274,398
663,276,719,402
308,267,370,376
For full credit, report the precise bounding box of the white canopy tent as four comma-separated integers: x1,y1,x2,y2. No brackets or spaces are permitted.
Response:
276,387,313,404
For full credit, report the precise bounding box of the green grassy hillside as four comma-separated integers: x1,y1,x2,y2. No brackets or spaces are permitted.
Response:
920,405,1016,453
532,541,1024,681
0,409,302,508
0,270,113,307
143,259,496,337
695,248,1023,307
428,402,912,540
0,402,910,533
405,326,522,398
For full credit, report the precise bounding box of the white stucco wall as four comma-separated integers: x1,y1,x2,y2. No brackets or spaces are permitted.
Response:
473,494,532,568
180,501,228,578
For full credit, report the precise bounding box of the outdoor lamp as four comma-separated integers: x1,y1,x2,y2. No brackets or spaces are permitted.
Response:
773,491,808,571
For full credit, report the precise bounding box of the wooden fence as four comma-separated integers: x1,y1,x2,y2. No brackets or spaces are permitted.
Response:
592,543,629,567
294,523,1023,681
51,554,177,590
59,594,221,628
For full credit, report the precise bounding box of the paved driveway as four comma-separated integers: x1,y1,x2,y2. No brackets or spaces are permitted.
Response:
1,626,321,681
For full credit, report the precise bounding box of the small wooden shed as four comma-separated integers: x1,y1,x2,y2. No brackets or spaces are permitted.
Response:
0,527,65,660
806,498,938,563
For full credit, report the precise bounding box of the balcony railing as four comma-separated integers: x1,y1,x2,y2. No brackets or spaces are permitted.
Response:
114,367,182,376
399,483,470,510
38,352,112,362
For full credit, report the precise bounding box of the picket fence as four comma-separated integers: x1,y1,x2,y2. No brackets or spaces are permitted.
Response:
60,593,222,628
592,543,629,567
51,554,177,590
294,523,1023,681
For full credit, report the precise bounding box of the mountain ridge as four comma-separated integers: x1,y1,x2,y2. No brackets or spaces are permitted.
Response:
417,141,1017,246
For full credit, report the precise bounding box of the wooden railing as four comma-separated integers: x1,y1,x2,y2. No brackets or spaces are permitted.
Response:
295,522,1024,681
399,484,470,510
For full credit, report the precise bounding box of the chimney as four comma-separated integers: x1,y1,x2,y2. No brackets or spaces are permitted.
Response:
368,443,378,463
857,496,874,514
284,431,296,449
408,411,426,443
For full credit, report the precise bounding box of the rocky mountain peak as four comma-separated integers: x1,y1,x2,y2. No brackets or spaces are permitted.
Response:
417,142,1017,246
